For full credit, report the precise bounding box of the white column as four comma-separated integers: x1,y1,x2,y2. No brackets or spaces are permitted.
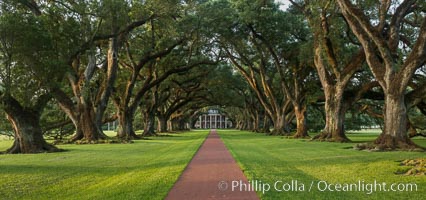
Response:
199,116,202,129
216,114,219,129
209,115,212,129
225,118,228,129
204,115,207,129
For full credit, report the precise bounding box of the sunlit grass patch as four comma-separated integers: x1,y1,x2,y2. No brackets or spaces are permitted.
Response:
0,131,208,200
218,130,425,200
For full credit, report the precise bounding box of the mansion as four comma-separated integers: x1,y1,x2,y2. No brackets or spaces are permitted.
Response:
194,109,232,129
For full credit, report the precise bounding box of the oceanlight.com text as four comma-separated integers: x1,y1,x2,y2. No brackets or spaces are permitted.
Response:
219,180,418,195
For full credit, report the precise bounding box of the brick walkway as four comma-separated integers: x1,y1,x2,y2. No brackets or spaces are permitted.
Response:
165,130,259,200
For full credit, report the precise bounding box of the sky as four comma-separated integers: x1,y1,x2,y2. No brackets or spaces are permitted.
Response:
276,0,291,10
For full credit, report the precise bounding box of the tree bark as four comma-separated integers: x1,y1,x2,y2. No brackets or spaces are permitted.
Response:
295,2,366,142
270,113,290,135
373,94,419,149
247,25,311,137
71,102,107,141
5,114,59,154
293,105,309,138
2,97,60,154
261,114,271,133
313,86,350,142
142,109,157,137
236,120,242,130
337,0,426,150
52,77,108,142
117,109,139,140
94,27,119,132
226,48,291,135
157,115,168,133
249,111,260,132
171,118,187,131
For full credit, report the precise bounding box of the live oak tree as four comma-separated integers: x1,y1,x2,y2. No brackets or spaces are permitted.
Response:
7,0,143,142
189,64,250,130
164,62,247,131
239,90,264,131
192,65,254,131
291,0,367,142
225,40,293,135
141,66,217,134
42,0,142,142
245,5,313,138
207,0,291,135
40,101,77,140
337,0,426,150
215,0,313,136
406,73,426,137
116,41,215,137
220,73,265,132
155,68,210,133
219,62,272,132
115,38,187,138
1,0,424,155
113,0,185,139
0,94,60,154
0,10,60,153
114,0,217,139
150,56,221,133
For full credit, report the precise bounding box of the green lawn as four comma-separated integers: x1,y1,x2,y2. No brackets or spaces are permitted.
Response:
1,130,424,200
218,130,426,200
0,130,209,200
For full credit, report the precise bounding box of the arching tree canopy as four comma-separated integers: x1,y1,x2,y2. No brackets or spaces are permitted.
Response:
1,0,425,153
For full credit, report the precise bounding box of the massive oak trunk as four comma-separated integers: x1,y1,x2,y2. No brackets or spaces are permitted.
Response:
94,31,119,132
6,114,59,154
117,109,138,139
313,87,350,142
270,113,290,135
302,4,365,142
171,118,187,131
374,94,418,149
261,114,271,133
226,48,291,136
157,115,168,133
337,0,426,150
115,39,192,138
249,111,260,132
71,102,107,141
142,109,157,137
293,105,309,138
3,97,60,154
248,27,311,137
236,120,242,130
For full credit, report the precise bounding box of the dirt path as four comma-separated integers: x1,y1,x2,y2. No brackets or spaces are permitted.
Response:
165,130,259,200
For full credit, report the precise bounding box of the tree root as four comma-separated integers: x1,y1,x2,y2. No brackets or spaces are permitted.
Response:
395,159,425,176
292,134,311,139
268,129,292,136
354,134,425,151
292,131,310,139
141,132,158,137
409,132,426,138
5,141,62,154
311,132,351,142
